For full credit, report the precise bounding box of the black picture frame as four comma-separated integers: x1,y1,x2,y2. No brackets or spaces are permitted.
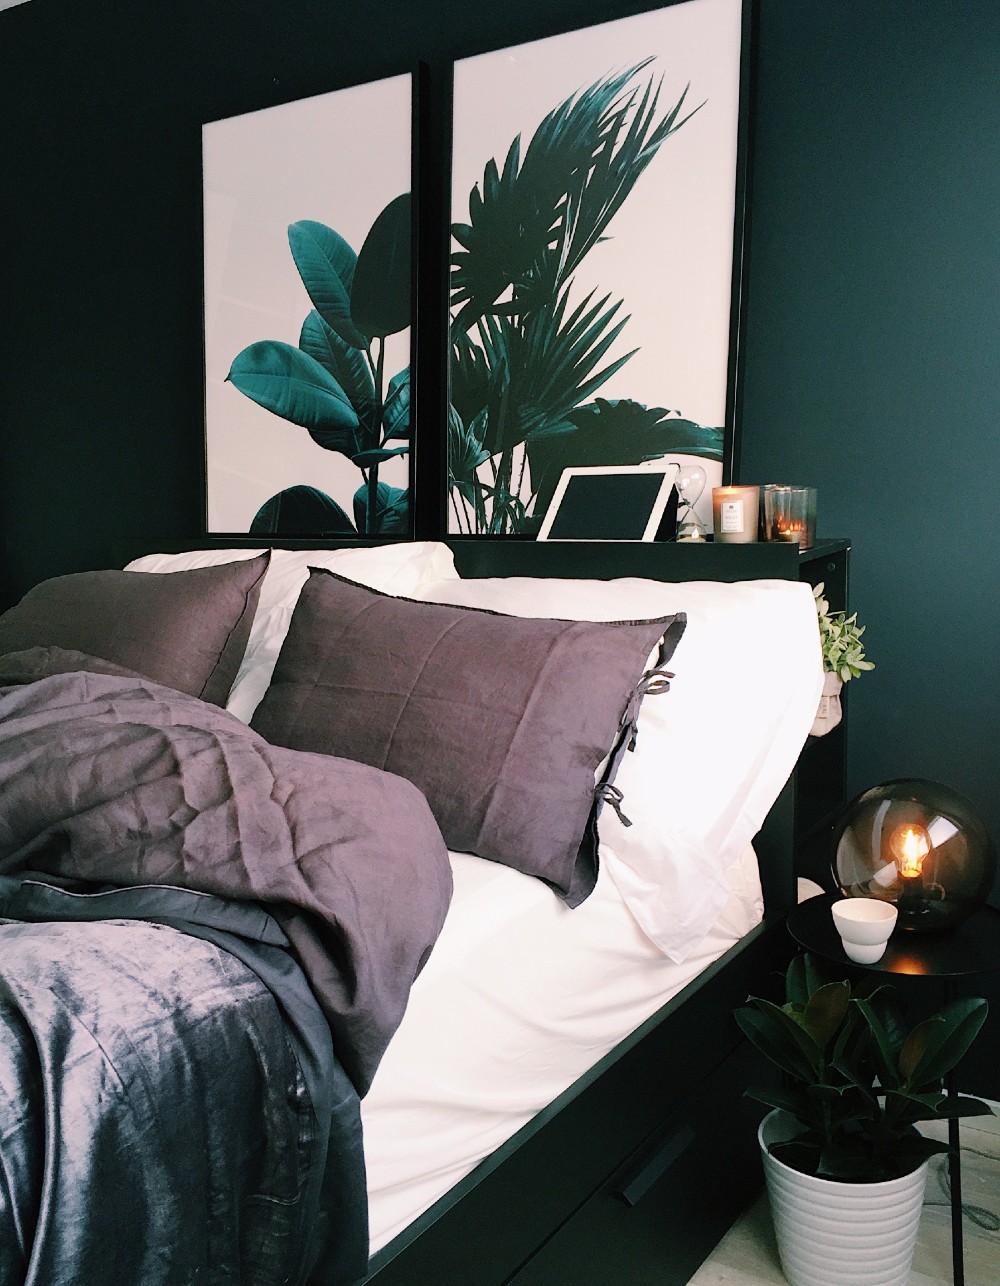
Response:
201,72,419,539
444,0,755,538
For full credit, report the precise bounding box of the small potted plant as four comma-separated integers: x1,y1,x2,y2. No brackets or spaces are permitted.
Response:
735,954,993,1286
812,581,874,735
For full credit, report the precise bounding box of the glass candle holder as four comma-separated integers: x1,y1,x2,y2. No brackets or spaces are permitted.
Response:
711,485,759,543
763,485,817,548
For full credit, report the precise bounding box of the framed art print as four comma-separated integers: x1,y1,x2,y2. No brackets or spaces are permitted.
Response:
203,73,414,537
447,0,748,536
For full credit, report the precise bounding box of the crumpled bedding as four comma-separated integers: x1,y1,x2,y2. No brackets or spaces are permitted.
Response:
0,646,455,1285
0,646,453,1094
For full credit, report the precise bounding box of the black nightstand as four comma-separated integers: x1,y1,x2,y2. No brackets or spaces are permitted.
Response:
787,894,1000,1286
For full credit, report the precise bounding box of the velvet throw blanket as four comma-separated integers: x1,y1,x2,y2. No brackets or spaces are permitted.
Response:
0,647,454,1096
0,913,367,1286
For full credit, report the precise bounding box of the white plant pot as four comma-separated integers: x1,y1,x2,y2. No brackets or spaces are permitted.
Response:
811,671,844,736
758,1110,928,1286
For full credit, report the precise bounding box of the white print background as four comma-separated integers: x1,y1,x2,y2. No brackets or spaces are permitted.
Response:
449,0,742,527
203,74,411,533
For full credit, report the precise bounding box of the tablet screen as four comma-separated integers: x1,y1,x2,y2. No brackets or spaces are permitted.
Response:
538,466,677,541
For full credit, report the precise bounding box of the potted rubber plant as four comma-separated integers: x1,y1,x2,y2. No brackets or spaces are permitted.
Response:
811,581,874,735
735,954,993,1286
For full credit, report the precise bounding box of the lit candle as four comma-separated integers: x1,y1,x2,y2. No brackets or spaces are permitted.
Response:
711,485,759,543
763,485,817,548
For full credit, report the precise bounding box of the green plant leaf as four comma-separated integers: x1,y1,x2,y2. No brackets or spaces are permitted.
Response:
889,1136,940,1177
448,407,491,530
448,407,490,486
884,1088,945,1113
351,193,411,340
769,1139,823,1177
852,997,902,1091
735,1001,822,1082
745,1085,813,1117
815,1142,880,1181
450,327,497,433
299,310,378,445
352,447,408,467
800,981,850,1051
450,135,534,331
470,289,637,458
785,953,832,1008
288,220,368,350
383,367,411,440
249,485,356,536
226,341,361,456
816,591,874,678
553,77,702,292
898,998,989,1086
922,1095,996,1119
353,480,409,536
450,64,699,330
741,961,991,1183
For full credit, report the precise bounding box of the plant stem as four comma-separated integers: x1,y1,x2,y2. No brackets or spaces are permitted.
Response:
456,491,473,534
514,443,528,522
367,338,385,535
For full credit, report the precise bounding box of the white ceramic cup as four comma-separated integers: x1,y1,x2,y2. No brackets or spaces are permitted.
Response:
831,898,898,964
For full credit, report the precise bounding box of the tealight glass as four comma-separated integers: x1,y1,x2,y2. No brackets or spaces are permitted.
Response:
763,485,816,548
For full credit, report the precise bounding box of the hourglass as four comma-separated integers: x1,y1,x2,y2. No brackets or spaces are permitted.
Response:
672,463,707,541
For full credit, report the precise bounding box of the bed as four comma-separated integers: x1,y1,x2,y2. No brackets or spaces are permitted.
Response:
0,536,825,1285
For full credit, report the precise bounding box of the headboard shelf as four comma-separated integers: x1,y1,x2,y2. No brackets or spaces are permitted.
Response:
114,534,850,585
448,536,849,582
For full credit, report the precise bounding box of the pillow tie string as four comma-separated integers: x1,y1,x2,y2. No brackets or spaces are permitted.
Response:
595,783,632,828
622,665,674,749
592,615,687,824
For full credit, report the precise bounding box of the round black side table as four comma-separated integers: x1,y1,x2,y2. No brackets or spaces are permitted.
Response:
787,894,1000,1286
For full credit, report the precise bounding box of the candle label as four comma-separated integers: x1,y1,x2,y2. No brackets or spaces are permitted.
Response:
720,499,744,532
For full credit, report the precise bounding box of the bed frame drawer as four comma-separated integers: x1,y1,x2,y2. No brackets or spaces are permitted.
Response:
506,1041,767,1285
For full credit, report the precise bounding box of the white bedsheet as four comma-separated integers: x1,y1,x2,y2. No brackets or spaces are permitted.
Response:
415,575,823,961
361,843,763,1253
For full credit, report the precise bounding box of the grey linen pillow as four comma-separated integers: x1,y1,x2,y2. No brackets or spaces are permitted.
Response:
0,552,269,706
250,569,685,905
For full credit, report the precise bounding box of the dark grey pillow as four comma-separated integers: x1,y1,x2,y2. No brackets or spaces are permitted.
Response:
0,553,270,706
250,569,684,905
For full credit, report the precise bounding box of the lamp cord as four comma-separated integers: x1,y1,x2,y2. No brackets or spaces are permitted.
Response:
924,1148,1000,1234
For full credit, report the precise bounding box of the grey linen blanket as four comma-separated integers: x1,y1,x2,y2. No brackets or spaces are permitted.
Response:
0,646,454,1096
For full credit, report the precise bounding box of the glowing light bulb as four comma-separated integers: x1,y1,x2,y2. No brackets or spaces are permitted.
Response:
890,824,930,880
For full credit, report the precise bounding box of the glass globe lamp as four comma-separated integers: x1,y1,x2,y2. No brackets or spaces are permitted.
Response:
832,779,996,933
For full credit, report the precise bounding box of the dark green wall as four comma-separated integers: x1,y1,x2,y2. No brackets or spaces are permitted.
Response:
2,0,999,1059
738,1,1000,841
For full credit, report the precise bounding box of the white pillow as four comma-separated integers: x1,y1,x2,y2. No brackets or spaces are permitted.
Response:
414,575,823,962
126,543,458,721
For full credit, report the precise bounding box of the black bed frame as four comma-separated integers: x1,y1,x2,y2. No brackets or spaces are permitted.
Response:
114,536,826,1285
364,539,804,1286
